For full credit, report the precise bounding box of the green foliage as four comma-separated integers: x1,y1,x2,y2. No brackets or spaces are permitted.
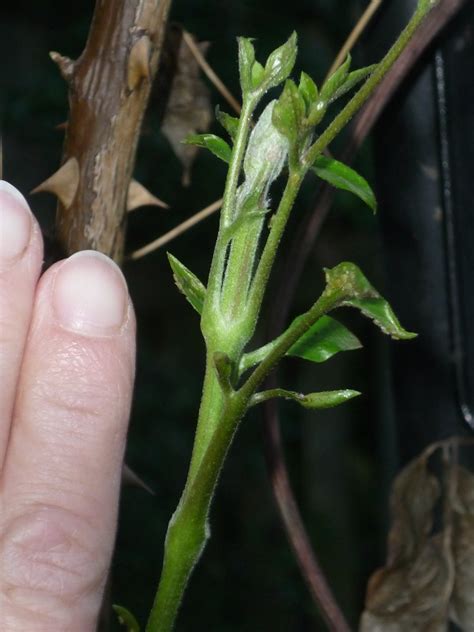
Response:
250,388,361,409
298,71,319,107
320,54,352,103
272,79,306,164
183,133,232,163
167,253,206,315
238,32,297,98
113,605,141,632
288,315,362,363
239,315,361,374
147,8,432,627
312,155,377,212
215,107,239,142
323,262,417,340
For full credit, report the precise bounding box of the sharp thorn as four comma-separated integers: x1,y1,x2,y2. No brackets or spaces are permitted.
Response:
127,179,169,211
49,51,75,82
31,157,80,209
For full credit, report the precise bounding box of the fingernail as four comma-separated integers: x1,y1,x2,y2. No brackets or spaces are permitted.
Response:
53,251,128,336
0,180,33,265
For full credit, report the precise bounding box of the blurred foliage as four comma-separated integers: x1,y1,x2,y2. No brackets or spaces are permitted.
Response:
0,1,399,630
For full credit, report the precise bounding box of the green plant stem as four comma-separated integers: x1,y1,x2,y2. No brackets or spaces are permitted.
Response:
303,0,435,169
240,287,344,401
247,169,303,324
202,97,256,327
147,4,437,630
145,389,246,632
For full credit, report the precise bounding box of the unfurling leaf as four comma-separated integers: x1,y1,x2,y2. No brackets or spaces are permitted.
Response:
113,605,141,631
298,71,319,109
324,262,417,340
238,37,256,94
330,65,377,102
320,54,352,102
263,31,298,90
251,61,265,89
183,133,232,164
216,107,239,142
167,253,206,315
312,155,377,212
272,79,306,148
288,315,362,363
250,388,360,409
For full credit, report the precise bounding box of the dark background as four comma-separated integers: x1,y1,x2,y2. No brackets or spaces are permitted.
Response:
1,1,472,630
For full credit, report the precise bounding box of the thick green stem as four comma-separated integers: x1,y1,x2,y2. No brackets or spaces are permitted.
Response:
146,381,248,632
201,97,256,329
146,4,437,630
247,169,303,326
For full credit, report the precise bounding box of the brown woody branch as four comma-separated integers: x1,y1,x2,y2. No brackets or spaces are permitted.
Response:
50,0,172,263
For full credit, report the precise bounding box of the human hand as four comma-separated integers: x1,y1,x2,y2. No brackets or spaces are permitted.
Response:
0,181,136,630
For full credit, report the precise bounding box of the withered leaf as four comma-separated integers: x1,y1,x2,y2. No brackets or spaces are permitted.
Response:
449,465,474,631
387,456,440,566
160,29,212,186
360,453,453,631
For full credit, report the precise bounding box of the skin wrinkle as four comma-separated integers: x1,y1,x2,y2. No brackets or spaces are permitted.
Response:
0,506,108,622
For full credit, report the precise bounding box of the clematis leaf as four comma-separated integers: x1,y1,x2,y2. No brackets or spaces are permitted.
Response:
183,133,232,164
324,262,417,340
250,388,360,409
168,253,206,315
288,315,362,363
312,155,377,212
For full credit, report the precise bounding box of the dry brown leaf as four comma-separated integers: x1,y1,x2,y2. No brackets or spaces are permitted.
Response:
449,465,474,631
387,456,440,566
160,29,212,186
360,453,453,631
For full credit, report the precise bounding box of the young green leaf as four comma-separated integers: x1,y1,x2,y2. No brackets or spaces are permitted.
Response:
113,605,141,632
238,37,256,94
320,54,352,103
215,107,239,142
324,262,417,340
183,133,232,164
272,79,306,148
168,253,206,315
250,388,361,409
239,315,360,375
263,31,298,90
288,315,362,363
312,155,377,212
298,71,319,109
330,65,377,103
251,61,265,89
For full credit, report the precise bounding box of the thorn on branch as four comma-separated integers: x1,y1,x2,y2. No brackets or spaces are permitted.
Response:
127,179,169,211
31,157,80,209
128,36,151,91
49,51,75,82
